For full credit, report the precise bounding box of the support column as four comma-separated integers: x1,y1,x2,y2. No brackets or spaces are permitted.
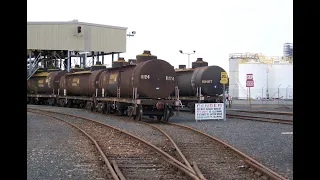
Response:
28,50,32,76
67,50,71,72
84,53,87,68
101,51,104,64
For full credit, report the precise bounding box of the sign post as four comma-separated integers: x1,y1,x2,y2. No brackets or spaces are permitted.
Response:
246,74,254,110
220,72,228,121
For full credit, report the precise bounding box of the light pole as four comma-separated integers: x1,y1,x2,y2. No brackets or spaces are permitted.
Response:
266,65,270,99
127,31,136,37
179,50,196,68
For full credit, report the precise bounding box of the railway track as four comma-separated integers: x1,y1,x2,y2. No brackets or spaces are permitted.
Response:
28,108,199,180
27,110,124,180
227,109,293,116
28,106,288,180
226,114,293,125
177,108,293,125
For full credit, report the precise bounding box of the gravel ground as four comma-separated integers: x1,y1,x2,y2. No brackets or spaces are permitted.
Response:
28,105,293,180
34,111,189,180
227,105,293,112
170,112,293,180
27,111,106,180
226,111,293,121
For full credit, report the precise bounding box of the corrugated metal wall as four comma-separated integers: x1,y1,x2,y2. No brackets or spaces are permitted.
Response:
27,22,127,52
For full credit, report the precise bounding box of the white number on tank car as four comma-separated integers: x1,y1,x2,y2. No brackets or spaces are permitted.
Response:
166,76,174,81
202,80,213,83
141,75,150,79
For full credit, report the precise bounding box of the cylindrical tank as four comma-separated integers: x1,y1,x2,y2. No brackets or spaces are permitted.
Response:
267,64,293,99
191,58,208,69
64,68,106,96
99,59,176,99
176,65,227,96
136,50,157,63
27,70,67,93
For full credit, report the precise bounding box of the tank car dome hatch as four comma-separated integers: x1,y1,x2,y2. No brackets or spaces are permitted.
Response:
70,65,85,73
47,67,61,72
112,57,129,68
136,50,157,63
192,58,208,69
179,65,186,69
91,61,107,71
128,59,137,65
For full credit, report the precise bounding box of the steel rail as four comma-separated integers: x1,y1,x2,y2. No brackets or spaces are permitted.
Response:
28,110,121,180
27,108,200,180
167,122,288,180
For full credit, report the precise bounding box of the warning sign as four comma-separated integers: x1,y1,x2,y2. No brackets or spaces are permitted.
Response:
195,103,224,120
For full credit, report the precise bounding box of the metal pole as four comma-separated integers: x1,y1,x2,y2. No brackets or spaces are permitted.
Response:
102,52,104,64
277,84,281,107
261,86,264,105
223,84,226,121
188,54,190,69
84,53,87,68
28,50,32,76
249,87,251,110
266,66,269,99
286,85,290,106
67,50,71,72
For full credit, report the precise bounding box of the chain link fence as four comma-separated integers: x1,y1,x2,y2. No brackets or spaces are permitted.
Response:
227,86,293,110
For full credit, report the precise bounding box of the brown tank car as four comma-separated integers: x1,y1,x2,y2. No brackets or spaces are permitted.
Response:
27,69,67,94
63,65,106,96
99,50,177,99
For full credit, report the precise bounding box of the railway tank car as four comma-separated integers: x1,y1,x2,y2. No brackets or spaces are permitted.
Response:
27,50,179,122
27,67,67,105
174,58,229,112
94,50,177,120
99,51,176,99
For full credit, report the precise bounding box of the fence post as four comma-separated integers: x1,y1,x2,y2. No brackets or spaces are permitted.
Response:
278,84,281,107
285,85,290,107
262,85,265,105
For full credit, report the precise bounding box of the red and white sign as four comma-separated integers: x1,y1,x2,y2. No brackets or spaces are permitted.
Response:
246,74,253,80
246,73,254,87
246,80,254,87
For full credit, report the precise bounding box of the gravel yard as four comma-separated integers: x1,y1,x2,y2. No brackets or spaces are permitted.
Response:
28,105,293,180
27,111,106,180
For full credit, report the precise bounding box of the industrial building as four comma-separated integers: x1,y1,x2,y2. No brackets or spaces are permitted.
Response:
228,43,293,100
27,20,129,80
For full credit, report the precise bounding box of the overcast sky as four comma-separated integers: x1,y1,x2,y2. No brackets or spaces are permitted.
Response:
27,0,293,72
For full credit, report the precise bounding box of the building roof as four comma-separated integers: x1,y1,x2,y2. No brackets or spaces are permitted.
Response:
27,19,128,30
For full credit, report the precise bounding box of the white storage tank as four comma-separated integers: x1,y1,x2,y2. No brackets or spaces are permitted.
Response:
228,53,293,100
238,63,267,99
267,63,293,99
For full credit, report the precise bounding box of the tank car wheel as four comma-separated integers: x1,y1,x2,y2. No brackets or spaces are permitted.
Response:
190,103,195,114
156,116,162,121
163,106,173,122
134,105,142,121
105,104,111,115
67,100,72,108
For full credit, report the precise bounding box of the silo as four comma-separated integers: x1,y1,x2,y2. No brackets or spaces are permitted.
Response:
267,59,293,99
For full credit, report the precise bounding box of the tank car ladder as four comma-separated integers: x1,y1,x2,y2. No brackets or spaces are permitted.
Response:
116,87,121,98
